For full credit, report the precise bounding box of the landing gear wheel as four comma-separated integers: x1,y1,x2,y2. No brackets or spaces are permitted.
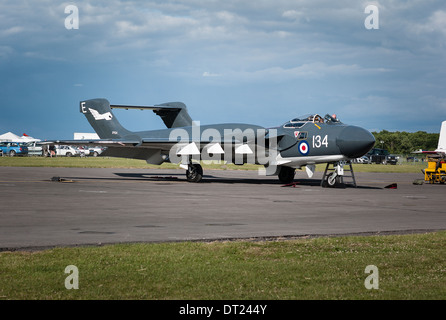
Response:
327,172,339,187
278,166,295,184
186,163,203,183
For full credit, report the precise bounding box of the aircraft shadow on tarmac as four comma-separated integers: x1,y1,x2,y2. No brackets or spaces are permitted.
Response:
51,172,382,189
114,173,383,189
115,172,280,185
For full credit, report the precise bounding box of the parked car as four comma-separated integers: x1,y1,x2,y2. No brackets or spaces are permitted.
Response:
0,142,28,156
406,156,420,162
56,145,78,157
89,146,105,157
384,154,398,165
76,146,91,157
21,141,43,156
366,148,390,164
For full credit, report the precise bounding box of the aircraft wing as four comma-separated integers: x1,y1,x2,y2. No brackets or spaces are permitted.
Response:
41,138,176,163
412,149,445,155
413,150,439,154
40,139,141,147
42,135,249,150
41,136,252,163
41,138,197,155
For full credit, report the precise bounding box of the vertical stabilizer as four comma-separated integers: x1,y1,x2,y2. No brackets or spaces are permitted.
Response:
437,120,446,152
80,99,132,139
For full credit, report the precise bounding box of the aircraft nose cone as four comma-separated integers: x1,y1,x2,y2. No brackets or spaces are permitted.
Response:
337,126,375,158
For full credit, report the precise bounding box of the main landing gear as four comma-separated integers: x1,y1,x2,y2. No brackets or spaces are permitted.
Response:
186,163,203,183
278,166,296,184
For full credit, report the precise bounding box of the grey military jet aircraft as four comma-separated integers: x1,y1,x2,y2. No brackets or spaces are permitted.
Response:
52,98,375,186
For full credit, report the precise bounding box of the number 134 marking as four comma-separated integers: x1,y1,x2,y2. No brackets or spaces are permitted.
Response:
312,135,328,148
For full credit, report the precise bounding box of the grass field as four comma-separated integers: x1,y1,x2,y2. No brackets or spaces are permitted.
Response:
1,156,440,300
1,232,445,300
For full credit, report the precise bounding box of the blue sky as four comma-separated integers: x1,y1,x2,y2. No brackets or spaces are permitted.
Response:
1,0,445,140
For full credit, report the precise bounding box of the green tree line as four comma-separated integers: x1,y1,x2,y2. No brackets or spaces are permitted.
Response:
371,130,439,155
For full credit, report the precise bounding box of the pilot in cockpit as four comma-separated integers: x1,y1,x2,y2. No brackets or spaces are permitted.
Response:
314,115,324,123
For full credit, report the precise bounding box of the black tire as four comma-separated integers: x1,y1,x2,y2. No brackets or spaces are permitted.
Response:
9,150,16,157
66,152,72,157
278,166,295,184
186,164,203,182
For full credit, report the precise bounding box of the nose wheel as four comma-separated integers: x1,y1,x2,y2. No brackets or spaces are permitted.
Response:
326,172,341,187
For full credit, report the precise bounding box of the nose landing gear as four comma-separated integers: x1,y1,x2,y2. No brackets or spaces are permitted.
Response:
321,161,356,188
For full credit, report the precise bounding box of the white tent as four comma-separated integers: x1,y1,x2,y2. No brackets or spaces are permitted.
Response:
19,134,41,142
74,132,100,140
0,132,21,142
0,132,41,142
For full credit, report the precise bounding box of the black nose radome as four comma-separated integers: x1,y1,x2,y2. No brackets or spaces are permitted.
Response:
337,126,375,158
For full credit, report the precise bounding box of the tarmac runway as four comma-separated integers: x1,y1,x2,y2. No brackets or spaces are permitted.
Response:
0,166,445,250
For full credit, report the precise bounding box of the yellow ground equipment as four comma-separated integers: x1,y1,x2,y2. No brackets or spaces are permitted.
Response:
424,158,446,184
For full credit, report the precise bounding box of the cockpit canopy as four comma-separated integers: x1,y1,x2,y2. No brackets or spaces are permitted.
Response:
283,114,341,128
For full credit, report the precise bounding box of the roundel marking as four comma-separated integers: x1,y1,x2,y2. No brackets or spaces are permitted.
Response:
298,141,310,155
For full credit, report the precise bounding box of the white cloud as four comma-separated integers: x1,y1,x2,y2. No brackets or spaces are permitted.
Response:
219,62,391,83
412,10,446,35
282,9,304,21
114,12,198,38
202,71,221,77
2,26,25,36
